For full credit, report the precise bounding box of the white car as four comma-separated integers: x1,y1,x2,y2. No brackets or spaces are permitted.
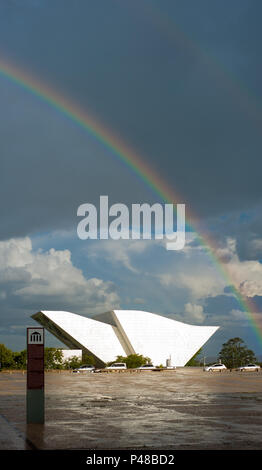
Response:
237,364,260,372
73,364,95,373
204,363,227,372
106,362,127,370
138,364,155,370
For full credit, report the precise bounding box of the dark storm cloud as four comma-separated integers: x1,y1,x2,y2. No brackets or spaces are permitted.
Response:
194,207,262,261
0,0,262,239
252,296,262,310
204,294,242,315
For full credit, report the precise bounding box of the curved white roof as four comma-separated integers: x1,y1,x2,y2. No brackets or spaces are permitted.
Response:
32,309,219,366
32,310,125,365
111,310,218,366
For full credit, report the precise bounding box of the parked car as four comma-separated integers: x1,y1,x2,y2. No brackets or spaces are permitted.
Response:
237,364,260,372
105,362,127,370
204,363,227,372
73,364,95,373
138,364,155,370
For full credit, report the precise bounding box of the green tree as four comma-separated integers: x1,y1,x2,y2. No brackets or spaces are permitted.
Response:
219,337,256,369
185,348,202,366
82,352,95,366
44,348,63,369
64,355,82,370
108,354,152,369
12,350,27,369
0,344,15,369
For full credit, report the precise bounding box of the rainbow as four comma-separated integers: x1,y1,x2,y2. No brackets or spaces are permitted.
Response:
0,57,261,347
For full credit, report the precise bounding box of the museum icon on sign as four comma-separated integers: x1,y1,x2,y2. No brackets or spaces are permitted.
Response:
31,331,41,342
28,328,44,345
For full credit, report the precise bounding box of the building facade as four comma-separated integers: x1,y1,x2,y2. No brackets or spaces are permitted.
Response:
32,309,219,367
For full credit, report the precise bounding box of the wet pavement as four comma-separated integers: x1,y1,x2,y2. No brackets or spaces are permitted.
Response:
0,368,262,450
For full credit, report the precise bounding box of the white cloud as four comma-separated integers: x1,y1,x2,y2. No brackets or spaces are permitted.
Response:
168,303,206,325
0,237,120,313
216,238,262,297
213,237,236,264
174,236,262,300
230,309,248,323
85,233,262,306
152,235,262,305
238,280,262,297
184,302,205,323
86,232,227,301
157,260,226,300
87,237,161,273
178,272,224,299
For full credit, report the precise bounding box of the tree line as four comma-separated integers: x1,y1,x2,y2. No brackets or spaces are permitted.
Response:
0,337,260,370
185,337,259,368
0,344,94,370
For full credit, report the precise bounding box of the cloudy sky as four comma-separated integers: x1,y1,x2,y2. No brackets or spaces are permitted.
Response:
0,0,262,357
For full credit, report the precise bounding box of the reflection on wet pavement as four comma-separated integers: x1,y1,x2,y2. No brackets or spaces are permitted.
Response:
0,368,262,450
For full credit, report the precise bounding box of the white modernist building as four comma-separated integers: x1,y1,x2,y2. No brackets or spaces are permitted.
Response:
31,310,219,367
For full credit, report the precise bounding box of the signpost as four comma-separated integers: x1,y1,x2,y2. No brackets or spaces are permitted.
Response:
27,327,45,424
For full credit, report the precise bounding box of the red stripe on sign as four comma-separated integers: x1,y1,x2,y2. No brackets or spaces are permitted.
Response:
27,343,44,390
27,371,44,389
